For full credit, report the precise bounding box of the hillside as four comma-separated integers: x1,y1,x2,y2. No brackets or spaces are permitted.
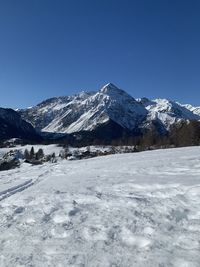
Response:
0,108,41,141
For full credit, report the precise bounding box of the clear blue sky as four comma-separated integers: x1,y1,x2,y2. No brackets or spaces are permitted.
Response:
0,0,200,108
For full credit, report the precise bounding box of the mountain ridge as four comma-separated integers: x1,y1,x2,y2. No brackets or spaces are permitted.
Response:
19,83,200,137
1,83,200,143
19,83,148,134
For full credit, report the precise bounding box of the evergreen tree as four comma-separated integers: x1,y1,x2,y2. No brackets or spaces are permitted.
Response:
36,148,44,160
24,149,30,160
30,146,35,159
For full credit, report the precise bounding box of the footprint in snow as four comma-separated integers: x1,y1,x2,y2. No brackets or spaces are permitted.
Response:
14,206,25,214
68,207,80,217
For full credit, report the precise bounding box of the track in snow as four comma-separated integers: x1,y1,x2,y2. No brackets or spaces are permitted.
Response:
0,179,34,201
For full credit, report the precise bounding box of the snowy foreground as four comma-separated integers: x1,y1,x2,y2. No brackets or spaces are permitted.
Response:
0,147,200,267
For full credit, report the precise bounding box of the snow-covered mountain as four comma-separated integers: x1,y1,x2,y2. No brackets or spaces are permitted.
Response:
19,83,200,137
0,108,40,141
179,103,200,116
19,83,147,134
138,97,200,131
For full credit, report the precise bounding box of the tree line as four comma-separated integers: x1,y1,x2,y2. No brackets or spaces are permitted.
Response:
98,120,200,150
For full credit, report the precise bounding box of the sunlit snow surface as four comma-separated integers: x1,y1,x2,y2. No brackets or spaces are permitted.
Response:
0,147,200,267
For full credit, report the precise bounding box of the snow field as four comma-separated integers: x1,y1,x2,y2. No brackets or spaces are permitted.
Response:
0,147,200,266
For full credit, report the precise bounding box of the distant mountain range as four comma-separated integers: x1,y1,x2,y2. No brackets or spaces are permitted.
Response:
1,83,200,143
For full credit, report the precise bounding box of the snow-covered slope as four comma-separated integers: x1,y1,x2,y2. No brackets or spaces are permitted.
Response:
180,103,200,117
19,83,147,134
0,147,200,266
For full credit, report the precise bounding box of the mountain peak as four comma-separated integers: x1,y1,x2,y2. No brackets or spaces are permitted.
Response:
100,83,121,93
99,83,132,100
103,82,118,89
